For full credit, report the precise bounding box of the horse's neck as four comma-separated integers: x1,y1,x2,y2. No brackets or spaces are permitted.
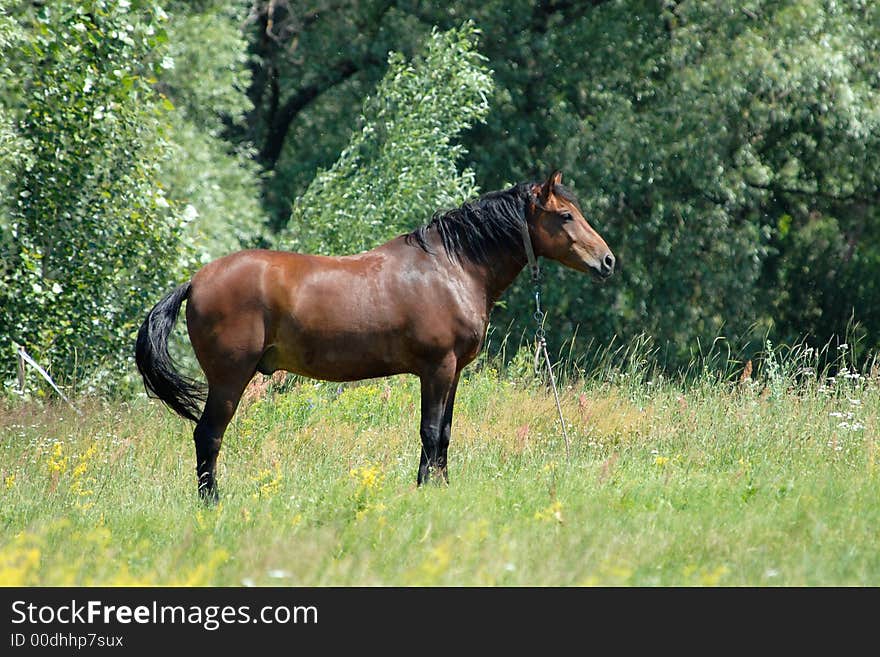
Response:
474,249,528,308
408,225,528,309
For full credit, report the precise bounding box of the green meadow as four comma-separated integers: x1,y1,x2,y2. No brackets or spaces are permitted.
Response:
2,347,879,587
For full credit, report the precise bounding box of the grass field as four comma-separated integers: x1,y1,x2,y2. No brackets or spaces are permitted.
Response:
2,352,879,586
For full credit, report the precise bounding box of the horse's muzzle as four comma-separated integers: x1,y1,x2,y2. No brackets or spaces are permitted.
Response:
599,252,616,278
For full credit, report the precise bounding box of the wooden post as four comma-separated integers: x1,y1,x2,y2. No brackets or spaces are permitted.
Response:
16,345,26,394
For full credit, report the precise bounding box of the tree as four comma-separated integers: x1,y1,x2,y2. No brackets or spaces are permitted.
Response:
5,0,879,388
0,1,24,204
482,0,880,368
159,0,267,261
238,1,880,369
281,22,492,256
0,1,186,390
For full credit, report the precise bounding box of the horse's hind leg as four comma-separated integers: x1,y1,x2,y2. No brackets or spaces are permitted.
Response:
194,382,248,502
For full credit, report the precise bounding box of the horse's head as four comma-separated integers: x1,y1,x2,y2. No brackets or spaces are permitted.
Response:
528,170,615,279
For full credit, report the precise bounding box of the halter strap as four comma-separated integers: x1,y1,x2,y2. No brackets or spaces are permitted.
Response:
519,214,571,461
519,219,539,282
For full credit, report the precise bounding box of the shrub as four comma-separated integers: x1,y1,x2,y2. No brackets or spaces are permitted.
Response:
282,22,493,255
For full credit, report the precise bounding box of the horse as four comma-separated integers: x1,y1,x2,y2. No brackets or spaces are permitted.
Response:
135,170,615,500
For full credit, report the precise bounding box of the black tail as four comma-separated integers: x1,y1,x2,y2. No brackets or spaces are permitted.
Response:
135,282,206,423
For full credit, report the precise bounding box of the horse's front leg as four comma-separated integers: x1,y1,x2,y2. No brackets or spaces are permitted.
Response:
417,357,457,486
436,372,461,484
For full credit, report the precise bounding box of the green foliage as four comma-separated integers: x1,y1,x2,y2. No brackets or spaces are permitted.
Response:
282,22,492,255
236,1,880,370
162,117,266,261
242,1,430,230
161,1,252,133
159,0,267,260
0,1,186,390
482,0,880,368
770,211,880,355
3,0,880,393
0,1,24,198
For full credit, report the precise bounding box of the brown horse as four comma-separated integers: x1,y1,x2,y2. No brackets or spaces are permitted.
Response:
136,171,614,499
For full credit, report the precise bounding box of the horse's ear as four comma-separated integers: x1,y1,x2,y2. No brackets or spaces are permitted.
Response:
539,170,562,204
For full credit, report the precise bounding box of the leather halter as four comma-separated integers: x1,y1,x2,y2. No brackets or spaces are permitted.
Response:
519,218,539,278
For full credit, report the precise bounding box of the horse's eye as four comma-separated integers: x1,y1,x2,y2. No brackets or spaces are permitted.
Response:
560,211,573,221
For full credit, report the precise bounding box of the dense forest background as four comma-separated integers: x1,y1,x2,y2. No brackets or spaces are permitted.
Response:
1,0,879,391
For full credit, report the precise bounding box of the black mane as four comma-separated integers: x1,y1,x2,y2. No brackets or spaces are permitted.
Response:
406,183,533,264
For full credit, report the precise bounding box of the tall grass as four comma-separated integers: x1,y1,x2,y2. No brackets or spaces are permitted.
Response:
1,337,878,585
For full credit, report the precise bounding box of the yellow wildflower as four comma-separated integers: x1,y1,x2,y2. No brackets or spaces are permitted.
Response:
534,500,564,523
70,441,100,505
699,566,729,586
252,463,283,500
47,442,68,475
349,464,384,492
408,539,453,584
0,534,41,586
180,549,229,586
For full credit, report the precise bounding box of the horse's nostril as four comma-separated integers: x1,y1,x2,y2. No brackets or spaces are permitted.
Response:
603,253,616,273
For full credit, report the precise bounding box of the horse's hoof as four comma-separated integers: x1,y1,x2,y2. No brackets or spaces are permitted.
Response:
416,469,449,488
198,486,219,505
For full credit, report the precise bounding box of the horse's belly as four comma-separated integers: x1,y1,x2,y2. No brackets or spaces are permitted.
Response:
269,329,409,382
263,262,461,381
